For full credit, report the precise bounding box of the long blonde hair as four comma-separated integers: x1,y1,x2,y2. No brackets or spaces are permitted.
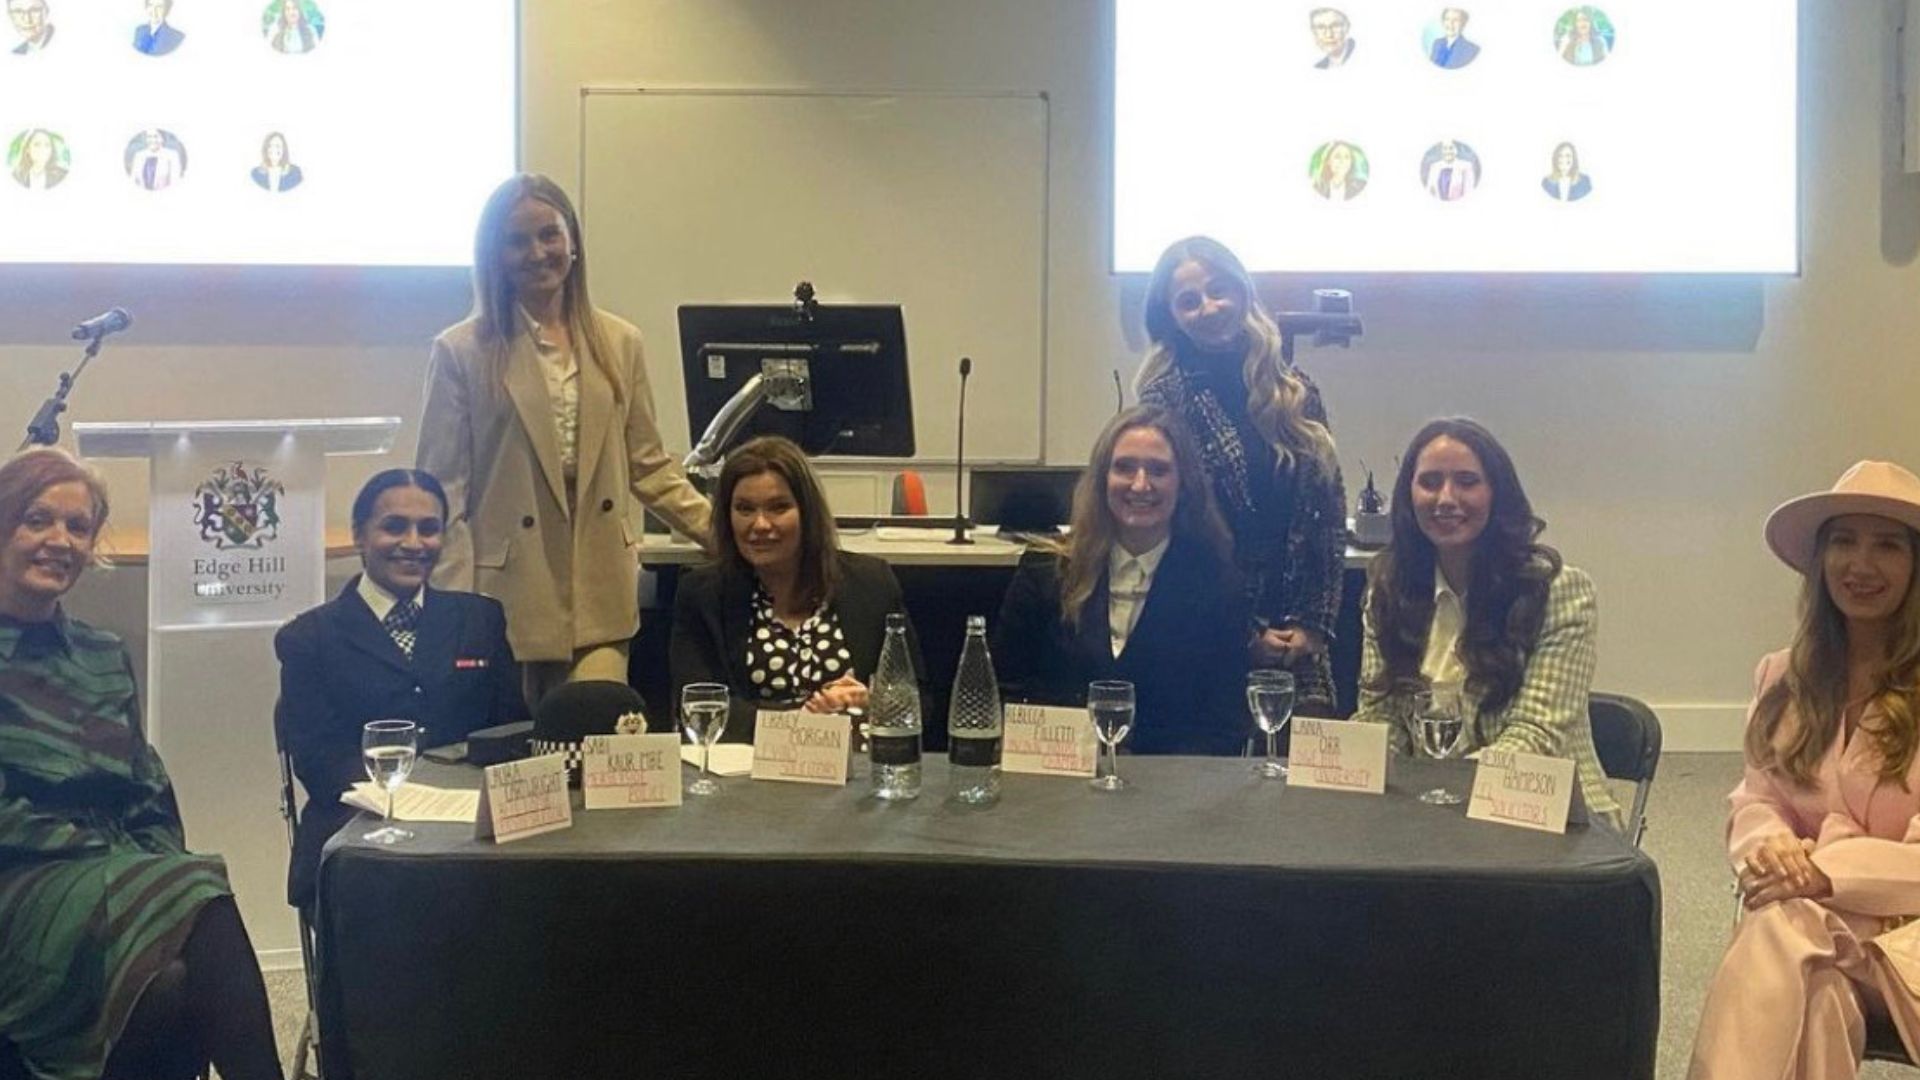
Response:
1747,519,1920,787
1134,236,1335,472
469,174,624,408
1049,406,1234,629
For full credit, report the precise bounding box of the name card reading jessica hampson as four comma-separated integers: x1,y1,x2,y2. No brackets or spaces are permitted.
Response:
474,753,573,843
1002,703,1097,777
582,733,683,810
1467,749,1576,834
750,710,850,786
1287,718,1387,794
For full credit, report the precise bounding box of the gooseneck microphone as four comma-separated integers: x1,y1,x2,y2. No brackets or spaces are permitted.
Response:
948,356,974,545
71,308,133,341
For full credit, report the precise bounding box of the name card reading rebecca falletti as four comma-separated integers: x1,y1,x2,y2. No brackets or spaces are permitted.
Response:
582,733,683,810
1287,717,1388,794
474,752,573,843
750,710,851,786
1466,749,1576,834
1002,703,1098,778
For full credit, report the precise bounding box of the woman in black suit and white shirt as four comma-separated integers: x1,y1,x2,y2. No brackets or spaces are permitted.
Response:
273,469,524,909
670,436,923,743
992,406,1250,755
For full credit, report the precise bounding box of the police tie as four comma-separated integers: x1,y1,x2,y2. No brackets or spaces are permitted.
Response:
384,598,420,659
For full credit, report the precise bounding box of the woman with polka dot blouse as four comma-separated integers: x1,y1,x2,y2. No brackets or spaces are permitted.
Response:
669,436,925,742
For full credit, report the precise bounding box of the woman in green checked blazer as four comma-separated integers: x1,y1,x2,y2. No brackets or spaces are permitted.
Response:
0,449,281,1080
1351,418,1622,829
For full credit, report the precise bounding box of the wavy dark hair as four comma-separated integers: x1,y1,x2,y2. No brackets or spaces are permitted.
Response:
1364,418,1562,729
709,435,842,609
1046,406,1234,629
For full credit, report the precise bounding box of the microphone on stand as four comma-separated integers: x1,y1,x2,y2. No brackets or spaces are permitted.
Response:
948,356,974,545
71,308,133,341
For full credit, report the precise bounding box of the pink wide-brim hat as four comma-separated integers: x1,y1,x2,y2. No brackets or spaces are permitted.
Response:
1764,460,1920,574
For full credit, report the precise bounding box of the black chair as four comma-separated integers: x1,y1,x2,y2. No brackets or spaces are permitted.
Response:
272,729,323,1079
1587,691,1661,846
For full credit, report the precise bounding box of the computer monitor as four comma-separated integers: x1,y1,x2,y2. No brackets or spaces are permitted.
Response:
678,304,915,458
968,466,1083,533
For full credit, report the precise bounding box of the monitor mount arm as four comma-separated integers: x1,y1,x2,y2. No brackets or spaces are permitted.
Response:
683,358,814,481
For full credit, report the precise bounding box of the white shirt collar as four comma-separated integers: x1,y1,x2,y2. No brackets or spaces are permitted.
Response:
1110,536,1170,580
356,573,424,623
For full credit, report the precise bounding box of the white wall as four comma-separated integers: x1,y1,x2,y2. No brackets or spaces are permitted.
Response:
2,1,1915,855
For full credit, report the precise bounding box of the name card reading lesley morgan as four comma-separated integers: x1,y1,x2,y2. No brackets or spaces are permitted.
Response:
1287,718,1388,794
582,733,682,809
1466,749,1575,834
475,753,573,842
750,710,851,786
1002,703,1098,777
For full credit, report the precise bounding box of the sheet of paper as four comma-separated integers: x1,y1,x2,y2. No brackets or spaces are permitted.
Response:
751,709,852,786
1287,718,1388,795
583,733,683,809
474,752,573,843
343,781,480,823
681,742,755,777
1002,703,1097,777
1466,749,1576,834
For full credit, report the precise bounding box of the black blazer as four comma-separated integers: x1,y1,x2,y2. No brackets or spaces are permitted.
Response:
273,578,524,907
670,550,926,743
991,539,1250,755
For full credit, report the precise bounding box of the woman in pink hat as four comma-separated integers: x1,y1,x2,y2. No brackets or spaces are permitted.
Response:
1689,460,1920,1078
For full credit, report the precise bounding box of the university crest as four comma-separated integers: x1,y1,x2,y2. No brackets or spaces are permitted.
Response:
192,462,285,550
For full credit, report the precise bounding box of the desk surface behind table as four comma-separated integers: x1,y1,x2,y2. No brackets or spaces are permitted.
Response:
638,528,1377,568
317,756,1658,1080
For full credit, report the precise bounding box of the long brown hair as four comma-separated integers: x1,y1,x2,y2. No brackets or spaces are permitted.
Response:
1364,418,1560,728
708,436,842,609
468,174,624,408
1134,235,1336,472
1747,518,1920,787
1050,406,1234,628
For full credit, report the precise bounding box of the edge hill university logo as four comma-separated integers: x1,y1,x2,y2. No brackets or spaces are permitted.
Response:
192,462,285,550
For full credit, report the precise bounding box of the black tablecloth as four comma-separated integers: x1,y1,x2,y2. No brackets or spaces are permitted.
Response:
317,756,1659,1080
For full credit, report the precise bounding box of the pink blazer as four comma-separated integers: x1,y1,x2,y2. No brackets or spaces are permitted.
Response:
1729,650,1920,920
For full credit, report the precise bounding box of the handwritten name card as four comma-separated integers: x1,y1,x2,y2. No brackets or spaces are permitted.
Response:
1002,703,1097,778
1287,717,1388,794
1467,749,1576,834
751,710,851,786
475,752,573,843
582,733,683,810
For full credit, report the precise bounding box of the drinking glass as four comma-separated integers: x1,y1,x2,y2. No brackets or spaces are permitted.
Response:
1247,669,1296,780
681,682,731,796
361,719,418,844
1415,687,1469,805
1087,680,1135,791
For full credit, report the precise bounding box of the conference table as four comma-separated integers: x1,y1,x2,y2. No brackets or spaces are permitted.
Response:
315,755,1659,1080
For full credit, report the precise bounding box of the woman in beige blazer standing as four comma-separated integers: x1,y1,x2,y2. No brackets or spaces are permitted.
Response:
418,173,710,702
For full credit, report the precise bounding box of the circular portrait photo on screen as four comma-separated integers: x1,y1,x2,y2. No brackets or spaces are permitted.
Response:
133,0,184,56
1309,7,1354,69
252,131,304,192
1424,8,1479,69
123,128,187,191
262,0,322,54
8,0,53,55
1542,141,1592,202
1420,139,1480,202
1554,6,1614,66
8,128,70,190
1309,140,1369,201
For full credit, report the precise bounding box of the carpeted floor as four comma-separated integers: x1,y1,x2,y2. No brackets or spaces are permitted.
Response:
253,753,1915,1079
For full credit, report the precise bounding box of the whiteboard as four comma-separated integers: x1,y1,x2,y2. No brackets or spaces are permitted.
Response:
579,88,1050,463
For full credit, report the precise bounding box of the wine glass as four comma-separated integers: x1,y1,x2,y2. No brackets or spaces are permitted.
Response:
1247,669,1296,780
361,719,418,844
681,682,730,796
1415,687,1469,805
1087,680,1135,791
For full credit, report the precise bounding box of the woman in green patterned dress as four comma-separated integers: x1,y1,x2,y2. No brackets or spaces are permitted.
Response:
0,448,282,1080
